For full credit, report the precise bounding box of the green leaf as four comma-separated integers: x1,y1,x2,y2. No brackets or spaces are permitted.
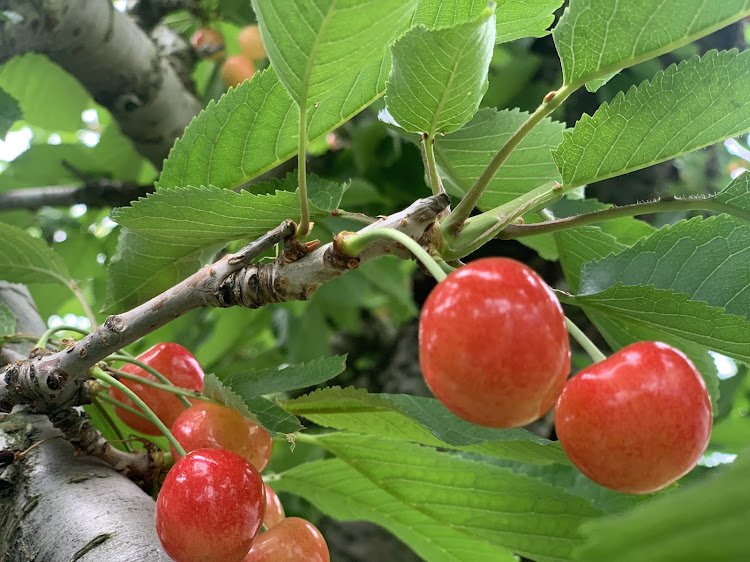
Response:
0,222,71,286
104,185,332,312
714,171,750,220
411,0,563,44
0,86,21,139
553,50,750,189
0,53,91,131
0,302,15,336
314,433,602,562
580,216,750,320
274,457,517,561
564,284,750,367
553,0,750,88
252,0,416,108
202,373,302,434
158,63,389,189
219,355,346,397
283,386,570,465
435,108,565,208
495,0,564,43
385,7,495,135
575,447,750,562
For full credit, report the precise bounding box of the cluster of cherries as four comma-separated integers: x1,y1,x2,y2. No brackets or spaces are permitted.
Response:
109,343,329,562
190,25,267,88
419,258,713,494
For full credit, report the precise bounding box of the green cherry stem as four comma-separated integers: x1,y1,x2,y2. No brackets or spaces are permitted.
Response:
91,367,187,457
96,391,154,421
106,366,213,406
35,324,90,349
338,228,447,282
441,83,574,235
422,135,444,196
90,396,131,451
108,354,192,408
565,316,607,363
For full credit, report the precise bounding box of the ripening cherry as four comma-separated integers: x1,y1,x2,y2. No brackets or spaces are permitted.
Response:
155,449,266,562
419,257,570,428
170,402,273,472
242,517,329,562
221,55,256,88
110,343,204,435
238,24,266,61
190,28,226,61
555,341,712,494
263,484,285,529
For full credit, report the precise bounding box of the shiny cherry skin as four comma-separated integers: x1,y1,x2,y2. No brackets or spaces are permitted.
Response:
190,28,226,61
263,484,285,529
221,55,256,88
155,449,266,562
110,343,204,435
555,341,712,494
238,25,266,61
170,402,273,472
242,517,329,562
419,257,570,428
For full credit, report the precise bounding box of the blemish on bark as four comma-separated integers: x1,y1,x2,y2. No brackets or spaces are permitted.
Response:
72,533,112,560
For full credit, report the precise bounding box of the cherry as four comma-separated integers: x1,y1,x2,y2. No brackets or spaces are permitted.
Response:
110,343,204,435
555,341,712,494
155,449,265,562
242,517,329,562
190,28,226,61
238,24,266,61
419,257,570,428
170,402,273,472
263,484,285,529
221,55,256,88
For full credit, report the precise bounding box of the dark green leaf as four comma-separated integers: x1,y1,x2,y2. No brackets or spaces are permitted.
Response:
580,215,750,320
252,0,416,108
283,386,570,465
385,6,495,135
435,108,565,208
714,171,750,220
553,0,750,88
554,50,750,189
220,355,347,397
0,222,71,286
575,447,750,562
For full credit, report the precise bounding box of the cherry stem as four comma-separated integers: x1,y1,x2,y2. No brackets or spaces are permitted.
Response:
96,391,154,421
108,354,192,408
565,316,606,363
90,396,132,452
441,83,574,235
91,366,187,457
421,135,444,196
338,227,447,282
106,366,216,405
35,325,90,349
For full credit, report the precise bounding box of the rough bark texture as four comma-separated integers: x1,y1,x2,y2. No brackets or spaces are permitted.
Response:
0,284,169,561
0,0,201,166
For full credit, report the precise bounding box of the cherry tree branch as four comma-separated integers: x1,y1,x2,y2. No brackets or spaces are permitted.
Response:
498,194,750,239
0,194,449,413
0,182,153,211
0,0,201,166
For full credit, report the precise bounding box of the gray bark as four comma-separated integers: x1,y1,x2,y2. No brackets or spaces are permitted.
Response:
0,0,201,167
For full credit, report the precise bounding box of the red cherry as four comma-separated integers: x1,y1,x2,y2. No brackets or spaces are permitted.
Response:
238,25,266,61
221,55,256,88
155,449,266,562
263,484,285,529
242,517,329,562
170,402,273,472
419,257,570,428
555,341,712,494
110,343,204,435
190,28,226,61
